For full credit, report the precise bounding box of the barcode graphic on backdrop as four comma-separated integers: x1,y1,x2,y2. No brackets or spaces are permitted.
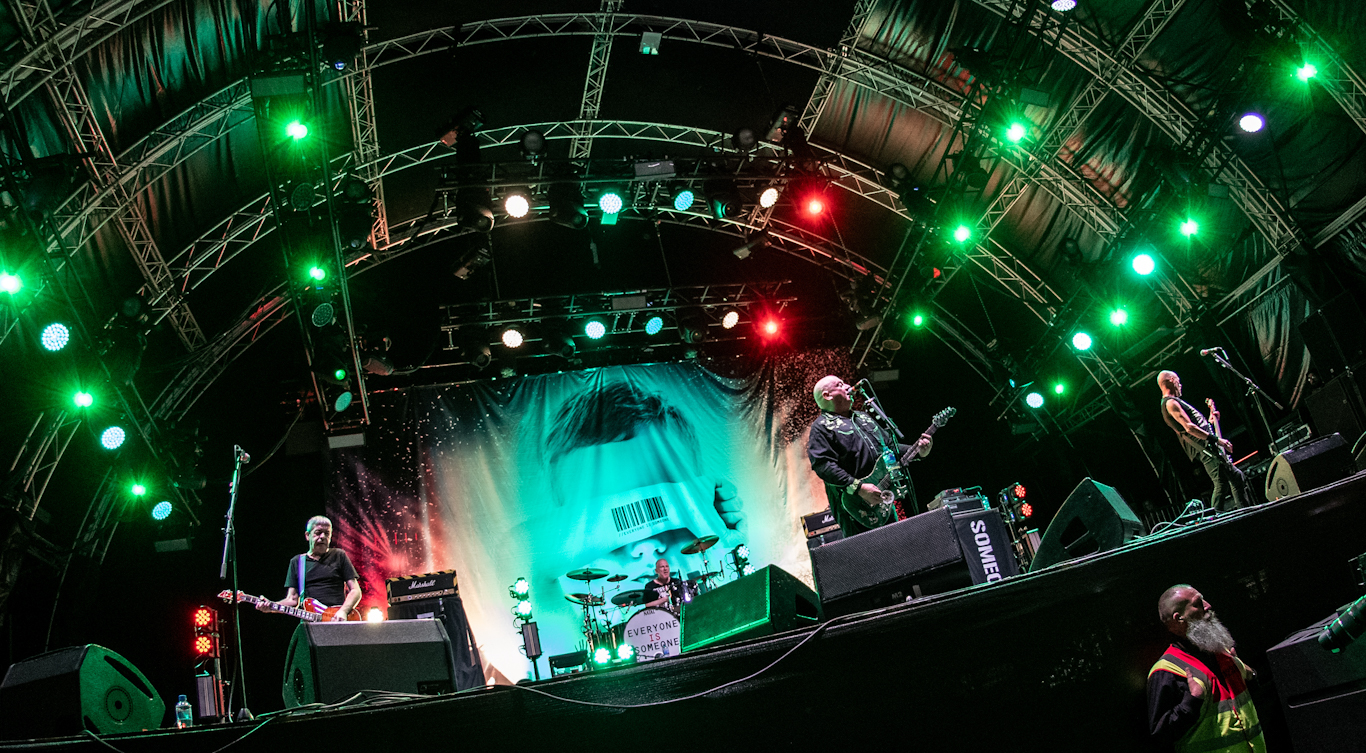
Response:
611,496,667,533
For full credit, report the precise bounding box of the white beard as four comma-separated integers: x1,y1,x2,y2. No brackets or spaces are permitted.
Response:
1186,613,1236,655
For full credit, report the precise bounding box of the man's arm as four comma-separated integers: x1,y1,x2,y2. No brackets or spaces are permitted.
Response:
1147,669,1204,744
332,579,361,621
256,587,299,612
1166,400,1232,453
807,424,857,488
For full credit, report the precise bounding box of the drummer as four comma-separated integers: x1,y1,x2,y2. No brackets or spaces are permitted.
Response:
641,559,686,611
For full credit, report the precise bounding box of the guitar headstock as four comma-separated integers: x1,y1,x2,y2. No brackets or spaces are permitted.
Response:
217,589,234,602
933,407,957,427
1206,398,1217,411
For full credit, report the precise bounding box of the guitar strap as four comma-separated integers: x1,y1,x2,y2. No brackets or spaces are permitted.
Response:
296,554,307,600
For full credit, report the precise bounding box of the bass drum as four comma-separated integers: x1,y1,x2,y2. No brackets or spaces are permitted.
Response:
622,607,682,661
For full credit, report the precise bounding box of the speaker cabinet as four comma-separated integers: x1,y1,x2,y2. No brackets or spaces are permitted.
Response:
0,645,165,739
811,507,973,618
1028,478,1142,572
282,619,457,707
1265,433,1356,501
387,595,485,691
1304,375,1366,448
1299,294,1366,377
681,566,820,652
1267,611,1366,752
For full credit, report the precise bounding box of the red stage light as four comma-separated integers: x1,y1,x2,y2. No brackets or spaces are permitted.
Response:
1021,502,1033,518
1012,484,1026,499
193,607,214,627
762,318,780,336
194,636,214,654
805,197,825,216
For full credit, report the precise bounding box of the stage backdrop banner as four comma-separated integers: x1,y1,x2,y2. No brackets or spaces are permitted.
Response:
328,358,841,681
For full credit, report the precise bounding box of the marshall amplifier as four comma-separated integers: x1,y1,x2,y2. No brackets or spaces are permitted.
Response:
802,509,839,538
386,569,458,604
949,508,1020,584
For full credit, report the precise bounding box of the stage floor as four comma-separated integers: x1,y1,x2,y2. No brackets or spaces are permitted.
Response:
6,471,1366,751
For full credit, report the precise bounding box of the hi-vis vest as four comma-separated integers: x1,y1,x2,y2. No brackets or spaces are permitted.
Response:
1149,644,1266,753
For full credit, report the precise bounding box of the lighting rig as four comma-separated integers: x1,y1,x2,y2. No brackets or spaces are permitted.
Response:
997,483,1041,570
439,283,795,378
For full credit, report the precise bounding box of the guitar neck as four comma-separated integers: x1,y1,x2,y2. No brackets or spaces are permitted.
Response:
240,593,321,622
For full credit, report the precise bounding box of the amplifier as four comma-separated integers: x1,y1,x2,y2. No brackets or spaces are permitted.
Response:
1272,424,1313,455
386,569,458,604
802,509,839,538
927,487,989,514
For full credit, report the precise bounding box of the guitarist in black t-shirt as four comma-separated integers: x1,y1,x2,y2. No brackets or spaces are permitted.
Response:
255,515,362,621
1158,370,1250,512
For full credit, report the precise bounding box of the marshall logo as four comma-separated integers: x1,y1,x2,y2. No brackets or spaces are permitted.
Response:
408,580,436,590
969,519,1003,582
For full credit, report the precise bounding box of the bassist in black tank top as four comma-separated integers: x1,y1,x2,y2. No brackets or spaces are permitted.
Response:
1157,371,1250,511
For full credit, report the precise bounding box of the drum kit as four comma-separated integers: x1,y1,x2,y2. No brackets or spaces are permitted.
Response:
562,535,725,662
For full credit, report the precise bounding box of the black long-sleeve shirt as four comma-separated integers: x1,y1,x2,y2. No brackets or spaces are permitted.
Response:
807,410,914,532
1147,663,1205,746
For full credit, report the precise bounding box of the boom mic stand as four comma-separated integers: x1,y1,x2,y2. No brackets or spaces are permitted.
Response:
1205,349,1283,450
855,380,904,440
220,445,252,721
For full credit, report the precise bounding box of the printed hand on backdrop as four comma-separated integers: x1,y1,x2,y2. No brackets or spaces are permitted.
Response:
714,478,746,534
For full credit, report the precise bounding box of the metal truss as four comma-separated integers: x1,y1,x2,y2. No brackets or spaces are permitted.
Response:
11,0,205,350
1256,0,1366,136
0,0,176,111
5,411,82,520
798,0,877,134
337,0,389,249
569,0,623,160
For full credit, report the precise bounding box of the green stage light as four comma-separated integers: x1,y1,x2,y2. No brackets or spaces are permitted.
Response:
73,391,94,408
1297,63,1317,82
100,426,126,449
1109,308,1129,326
598,190,624,215
911,313,925,327
286,120,309,140
152,501,172,521
1131,253,1155,276
0,272,20,295
308,266,327,281
514,600,532,618
671,187,695,211
1054,383,1066,395
1006,122,1027,143
593,647,612,665
332,368,347,381
41,323,70,351
952,225,972,243
1071,332,1092,351
334,391,353,412
1180,218,1199,237
617,643,635,661
644,315,664,336
585,320,607,340
131,483,147,496
1025,392,1044,409
510,577,530,597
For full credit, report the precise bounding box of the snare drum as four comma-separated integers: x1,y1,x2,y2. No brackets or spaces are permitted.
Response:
622,607,682,661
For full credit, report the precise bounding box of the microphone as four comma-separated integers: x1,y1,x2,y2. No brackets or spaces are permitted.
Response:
853,379,873,396
234,445,252,464
1199,347,1224,357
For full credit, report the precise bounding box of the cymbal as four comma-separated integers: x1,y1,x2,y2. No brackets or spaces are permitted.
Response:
565,567,610,581
680,535,720,555
565,593,604,606
692,571,723,581
606,574,629,582
611,591,645,607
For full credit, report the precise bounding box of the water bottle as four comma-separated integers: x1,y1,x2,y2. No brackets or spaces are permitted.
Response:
174,694,193,729
881,447,899,472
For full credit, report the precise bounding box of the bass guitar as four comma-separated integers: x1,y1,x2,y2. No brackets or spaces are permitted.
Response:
841,407,956,530
218,590,362,622
1205,398,1234,466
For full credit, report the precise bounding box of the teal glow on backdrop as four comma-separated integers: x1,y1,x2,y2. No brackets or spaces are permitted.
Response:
329,357,845,682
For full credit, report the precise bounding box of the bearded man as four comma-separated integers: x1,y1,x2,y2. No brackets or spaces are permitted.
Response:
1147,584,1266,752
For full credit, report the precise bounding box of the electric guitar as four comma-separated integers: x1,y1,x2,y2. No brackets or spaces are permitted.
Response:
841,407,956,530
1205,398,1234,466
218,590,362,622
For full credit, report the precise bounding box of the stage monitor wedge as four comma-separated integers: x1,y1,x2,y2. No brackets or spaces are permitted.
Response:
283,619,457,707
0,645,165,739
681,565,819,652
1265,433,1356,502
1028,478,1142,572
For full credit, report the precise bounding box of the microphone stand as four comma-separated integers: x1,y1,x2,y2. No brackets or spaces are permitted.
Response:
856,381,904,440
1207,350,1283,453
220,446,251,721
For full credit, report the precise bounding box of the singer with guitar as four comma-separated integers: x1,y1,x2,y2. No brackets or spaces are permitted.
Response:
255,516,362,622
1158,371,1249,512
807,376,943,537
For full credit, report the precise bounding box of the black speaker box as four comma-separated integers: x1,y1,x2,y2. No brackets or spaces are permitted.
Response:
1304,375,1366,448
0,645,165,739
1267,611,1366,752
681,565,820,652
1265,433,1356,501
282,619,457,707
1028,478,1142,572
1299,294,1366,377
811,507,973,618
387,595,485,690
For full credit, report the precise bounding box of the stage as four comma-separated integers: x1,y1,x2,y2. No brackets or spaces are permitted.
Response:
4,471,1366,752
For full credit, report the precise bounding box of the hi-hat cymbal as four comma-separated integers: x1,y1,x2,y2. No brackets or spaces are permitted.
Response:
565,567,610,581
566,593,605,606
611,591,644,607
606,574,628,582
692,571,723,581
681,535,720,555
